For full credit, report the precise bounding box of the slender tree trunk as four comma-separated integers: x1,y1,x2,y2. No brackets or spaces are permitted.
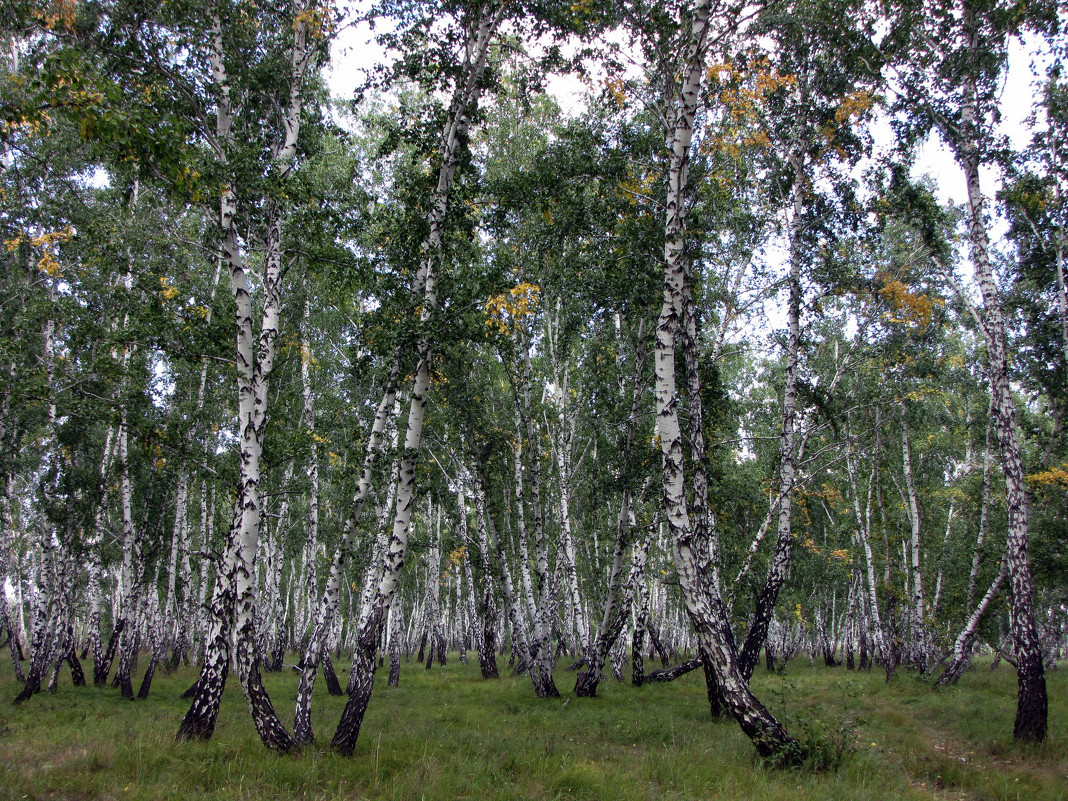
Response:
517,341,559,699
952,20,1047,740
899,405,927,672
331,6,506,755
738,150,804,681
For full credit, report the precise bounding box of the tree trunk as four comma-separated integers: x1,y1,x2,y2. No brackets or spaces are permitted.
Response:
652,0,794,759
738,149,804,682
331,6,506,754
953,21,1047,740
898,405,928,672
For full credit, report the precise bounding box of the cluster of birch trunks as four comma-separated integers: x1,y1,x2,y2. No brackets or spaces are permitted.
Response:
3,0,1064,763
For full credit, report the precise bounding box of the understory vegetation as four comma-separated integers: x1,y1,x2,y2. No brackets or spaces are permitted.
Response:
0,656,1064,801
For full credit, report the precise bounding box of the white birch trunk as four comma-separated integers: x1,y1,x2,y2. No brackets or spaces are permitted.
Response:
653,0,793,757
950,12,1047,739
331,3,508,755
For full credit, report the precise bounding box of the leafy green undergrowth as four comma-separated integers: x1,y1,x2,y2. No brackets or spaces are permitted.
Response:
0,654,1063,801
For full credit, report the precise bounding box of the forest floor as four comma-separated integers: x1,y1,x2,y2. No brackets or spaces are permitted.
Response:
0,652,1063,801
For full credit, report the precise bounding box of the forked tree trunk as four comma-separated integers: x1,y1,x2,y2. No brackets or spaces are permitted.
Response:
179,0,315,753
652,0,794,759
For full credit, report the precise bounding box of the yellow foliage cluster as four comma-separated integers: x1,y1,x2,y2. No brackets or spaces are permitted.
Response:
834,90,875,125
39,0,77,31
707,59,796,123
159,276,179,302
1027,463,1068,490
700,60,795,163
150,442,166,472
799,534,852,564
618,168,657,216
1,115,48,138
448,545,467,566
484,281,540,335
294,1,337,40
605,77,628,109
176,164,203,201
877,274,942,331
7,229,74,277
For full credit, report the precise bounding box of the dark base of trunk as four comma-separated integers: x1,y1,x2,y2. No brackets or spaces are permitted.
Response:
137,654,159,699
701,656,726,720
12,672,41,705
388,653,400,687
1013,658,1048,743
68,650,86,687
574,670,600,697
176,667,227,742
245,660,295,753
510,654,531,678
416,630,428,665
269,642,286,673
642,656,703,683
119,670,135,700
179,677,200,699
95,621,124,688
531,668,560,699
647,622,671,668
477,649,499,679
323,653,343,696
332,645,376,756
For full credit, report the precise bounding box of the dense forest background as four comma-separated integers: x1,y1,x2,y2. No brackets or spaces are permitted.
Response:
0,0,1065,759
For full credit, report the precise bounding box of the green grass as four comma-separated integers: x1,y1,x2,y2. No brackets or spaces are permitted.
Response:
0,653,1063,801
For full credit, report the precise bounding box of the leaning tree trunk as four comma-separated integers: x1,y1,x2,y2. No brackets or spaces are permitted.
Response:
330,4,507,756
652,0,794,759
737,149,804,682
951,21,1047,741
935,559,1006,687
